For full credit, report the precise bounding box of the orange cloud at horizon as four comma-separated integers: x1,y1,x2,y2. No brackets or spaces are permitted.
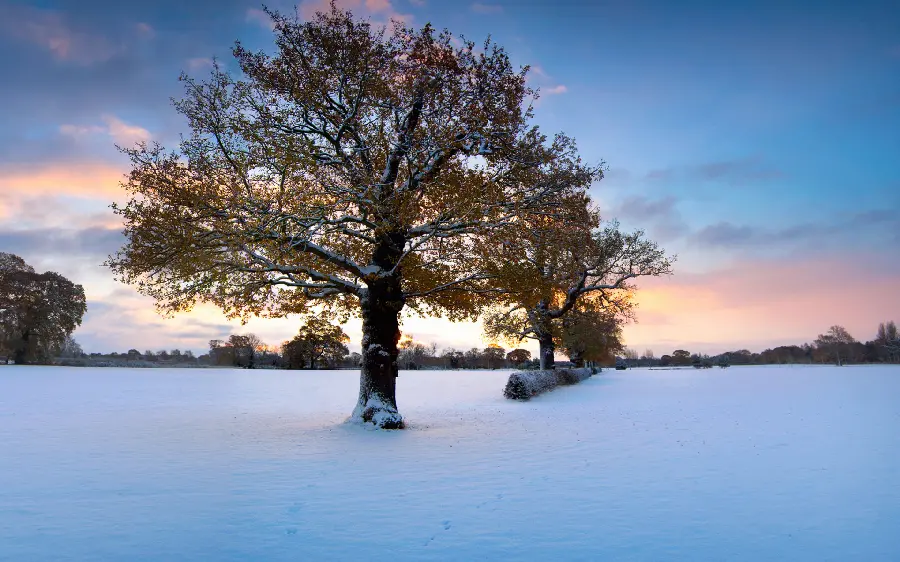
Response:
624,257,900,354
0,162,128,200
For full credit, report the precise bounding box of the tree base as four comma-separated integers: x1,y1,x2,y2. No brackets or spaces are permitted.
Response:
350,397,405,429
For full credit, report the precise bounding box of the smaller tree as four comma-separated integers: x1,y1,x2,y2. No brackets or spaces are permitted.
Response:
58,335,84,358
228,334,264,368
506,348,531,365
283,318,349,369
482,344,506,369
814,325,856,366
671,349,691,366
876,321,899,362
558,304,623,367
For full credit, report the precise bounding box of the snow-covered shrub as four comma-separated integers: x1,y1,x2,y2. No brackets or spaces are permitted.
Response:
503,368,593,400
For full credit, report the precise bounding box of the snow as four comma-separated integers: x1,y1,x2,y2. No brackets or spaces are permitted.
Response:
1,365,899,561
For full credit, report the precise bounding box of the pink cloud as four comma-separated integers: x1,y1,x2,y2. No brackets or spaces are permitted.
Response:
135,22,154,38
471,2,503,14
365,0,392,12
246,8,276,30
0,4,118,64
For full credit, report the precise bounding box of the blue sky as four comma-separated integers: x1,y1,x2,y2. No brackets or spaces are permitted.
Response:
0,0,897,356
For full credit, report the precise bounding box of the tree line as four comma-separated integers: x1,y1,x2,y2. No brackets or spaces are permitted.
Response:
618,322,900,368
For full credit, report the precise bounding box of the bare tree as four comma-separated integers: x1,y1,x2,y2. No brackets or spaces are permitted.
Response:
876,321,899,362
814,325,856,366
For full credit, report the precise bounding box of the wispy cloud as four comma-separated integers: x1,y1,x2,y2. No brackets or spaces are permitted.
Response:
135,22,154,38
294,0,412,24
186,57,214,71
609,195,689,240
471,2,503,14
526,64,568,100
245,8,276,30
0,3,119,64
646,157,784,186
690,208,899,249
543,85,568,95
60,114,150,146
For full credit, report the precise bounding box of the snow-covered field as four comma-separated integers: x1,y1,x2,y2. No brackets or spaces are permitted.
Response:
1,365,898,561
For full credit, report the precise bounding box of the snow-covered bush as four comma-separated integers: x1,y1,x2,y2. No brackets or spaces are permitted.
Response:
503,368,593,400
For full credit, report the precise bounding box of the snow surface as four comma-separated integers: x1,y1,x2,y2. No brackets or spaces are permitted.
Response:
1,365,899,561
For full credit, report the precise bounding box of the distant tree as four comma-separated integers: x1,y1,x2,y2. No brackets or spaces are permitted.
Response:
482,344,506,369
127,349,141,360
346,352,362,368
397,335,437,370
814,325,856,366
506,348,531,365
0,253,87,364
441,348,464,369
228,333,264,369
876,321,899,362
671,349,691,366
659,354,672,367
282,318,349,369
58,335,83,358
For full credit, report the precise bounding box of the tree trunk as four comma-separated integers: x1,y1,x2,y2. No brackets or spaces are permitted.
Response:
13,329,29,365
570,350,585,368
538,332,555,370
351,275,405,429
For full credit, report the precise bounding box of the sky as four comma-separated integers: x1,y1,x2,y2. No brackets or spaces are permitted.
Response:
0,0,898,357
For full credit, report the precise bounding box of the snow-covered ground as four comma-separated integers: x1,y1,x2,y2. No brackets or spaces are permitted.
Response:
1,365,898,561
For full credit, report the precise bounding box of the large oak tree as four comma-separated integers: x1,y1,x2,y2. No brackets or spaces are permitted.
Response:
107,6,593,427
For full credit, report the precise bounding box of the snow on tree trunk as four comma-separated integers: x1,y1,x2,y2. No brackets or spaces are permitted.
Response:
13,329,29,366
351,275,405,429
